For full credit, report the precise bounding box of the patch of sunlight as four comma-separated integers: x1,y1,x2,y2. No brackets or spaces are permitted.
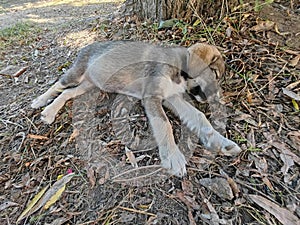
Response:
26,14,58,24
28,17,58,24
45,0,124,7
58,30,98,48
0,6,6,14
9,0,123,11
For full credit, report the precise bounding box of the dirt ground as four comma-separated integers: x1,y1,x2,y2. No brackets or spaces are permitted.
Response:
0,0,300,224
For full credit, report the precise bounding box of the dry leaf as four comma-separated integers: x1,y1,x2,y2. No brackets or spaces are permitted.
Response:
286,80,300,90
289,55,300,67
198,189,229,224
188,210,197,225
226,26,234,38
280,153,294,175
264,132,300,165
0,201,19,211
44,186,65,210
181,179,194,194
44,175,65,210
287,131,300,150
282,88,300,101
234,110,258,126
220,169,240,197
125,147,138,168
254,156,268,174
199,177,234,200
250,20,275,32
17,185,49,223
247,128,256,148
45,217,69,225
247,89,253,104
68,129,79,142
249,195,299,225
227,177,240,197
287,131,300,137
201,198,226,225
87,166,96,187
17,173,75,223
262,177,274,191
269,141,300,165
27,134,49,140
99,169,110,185
176,191,200,210
284,49,300,56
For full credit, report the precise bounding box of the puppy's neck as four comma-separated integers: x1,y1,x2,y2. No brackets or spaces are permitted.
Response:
180,49,191,80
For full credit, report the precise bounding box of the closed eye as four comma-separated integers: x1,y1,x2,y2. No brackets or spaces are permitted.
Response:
212,69,219,79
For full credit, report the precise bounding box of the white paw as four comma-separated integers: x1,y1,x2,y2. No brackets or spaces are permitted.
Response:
220,139,241,156
203,132,241,156
31,96,48,109
40,107,56,124
160,147,187,177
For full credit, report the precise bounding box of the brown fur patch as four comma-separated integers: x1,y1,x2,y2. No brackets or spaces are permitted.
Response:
189,43,225,78
171,72,182,84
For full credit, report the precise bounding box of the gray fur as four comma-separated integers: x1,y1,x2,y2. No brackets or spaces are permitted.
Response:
31,41,241,177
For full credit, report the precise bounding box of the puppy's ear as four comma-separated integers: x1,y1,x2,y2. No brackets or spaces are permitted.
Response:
187,43,225,78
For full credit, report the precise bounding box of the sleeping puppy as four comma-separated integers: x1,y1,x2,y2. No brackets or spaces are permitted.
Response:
31,41,241,177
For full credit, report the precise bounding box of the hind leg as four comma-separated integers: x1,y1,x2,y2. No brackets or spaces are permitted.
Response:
31,81,66,108
31,64,86,109
40,79,94,124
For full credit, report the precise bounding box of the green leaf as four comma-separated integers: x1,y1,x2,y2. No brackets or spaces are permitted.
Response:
158,19,178,29
17,185,49,223
292,99,299,111
193,19,201,27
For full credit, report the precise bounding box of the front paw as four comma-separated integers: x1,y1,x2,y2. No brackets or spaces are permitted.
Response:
31,96,48,109
203,132,242,156
40,107,56,124
220,139,241,156
160,147,187,177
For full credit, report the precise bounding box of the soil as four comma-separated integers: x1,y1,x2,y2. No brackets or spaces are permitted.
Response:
0,0,300,225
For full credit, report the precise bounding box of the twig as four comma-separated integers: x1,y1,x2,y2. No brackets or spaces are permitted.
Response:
0,66,28,77
111,165,163,183
258,62,288,92
13,67,28,77
16,132,26,152
0,119,24,129
118,206,157,217
188,1,216,45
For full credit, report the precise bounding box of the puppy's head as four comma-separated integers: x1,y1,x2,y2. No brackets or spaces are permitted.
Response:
186,43,225,102
187,43,225,79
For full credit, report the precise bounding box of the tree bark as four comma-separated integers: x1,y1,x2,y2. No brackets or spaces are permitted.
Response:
121,0,241,22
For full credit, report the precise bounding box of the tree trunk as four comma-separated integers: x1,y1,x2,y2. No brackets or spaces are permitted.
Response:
121,0,241,22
